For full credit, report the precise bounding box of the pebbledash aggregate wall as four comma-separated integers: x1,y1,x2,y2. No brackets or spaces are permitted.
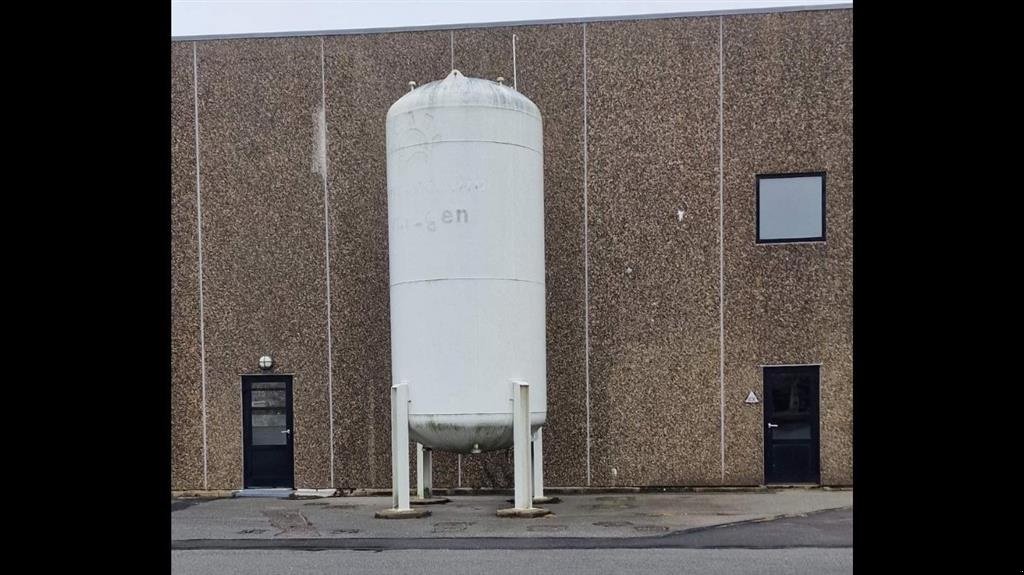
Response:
171,6,852,491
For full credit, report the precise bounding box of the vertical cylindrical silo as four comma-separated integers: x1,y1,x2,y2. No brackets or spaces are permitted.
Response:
386,70,546,453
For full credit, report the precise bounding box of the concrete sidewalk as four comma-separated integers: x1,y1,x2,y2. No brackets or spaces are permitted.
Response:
172,489,852,541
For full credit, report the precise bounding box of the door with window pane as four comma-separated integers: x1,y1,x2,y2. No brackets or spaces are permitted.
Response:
763,366,820,484
242,375,294,488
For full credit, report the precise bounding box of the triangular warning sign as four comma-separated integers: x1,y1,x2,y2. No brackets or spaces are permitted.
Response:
745,391,759,404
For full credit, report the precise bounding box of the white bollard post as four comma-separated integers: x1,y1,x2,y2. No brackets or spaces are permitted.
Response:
532,427,544,500
513,380,533,510
391,382,411,511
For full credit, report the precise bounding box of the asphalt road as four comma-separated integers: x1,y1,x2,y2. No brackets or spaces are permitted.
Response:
172,548,852,575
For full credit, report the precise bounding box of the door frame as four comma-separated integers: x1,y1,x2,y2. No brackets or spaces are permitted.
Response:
241,373,295,489
761,363,821,485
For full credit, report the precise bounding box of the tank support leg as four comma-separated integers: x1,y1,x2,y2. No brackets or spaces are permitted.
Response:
416,443,432,499
496,381,550,517
532,428,544,499
411,443,449,505
513,380,533,510
375,382,430,518
531,428,560,504
391,382,411,510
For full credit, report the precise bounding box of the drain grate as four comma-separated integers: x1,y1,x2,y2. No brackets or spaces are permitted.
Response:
330,528,361,534
237,528,268,535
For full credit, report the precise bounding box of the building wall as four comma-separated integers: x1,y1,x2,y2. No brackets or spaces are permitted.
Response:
323,30,451,489
721,11,853,485
170,7,852,490
171,42,205,489
585,16,722,487
194,38,334,489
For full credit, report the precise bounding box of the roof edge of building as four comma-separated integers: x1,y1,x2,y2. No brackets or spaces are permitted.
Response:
171,3,852,43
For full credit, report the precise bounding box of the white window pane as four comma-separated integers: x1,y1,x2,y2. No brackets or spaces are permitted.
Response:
758,175,824,241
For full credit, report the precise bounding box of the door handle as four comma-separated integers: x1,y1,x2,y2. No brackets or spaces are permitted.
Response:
281,429,292,434
767,423,779,429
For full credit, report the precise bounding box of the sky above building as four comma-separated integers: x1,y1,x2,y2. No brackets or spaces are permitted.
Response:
172,0,849,38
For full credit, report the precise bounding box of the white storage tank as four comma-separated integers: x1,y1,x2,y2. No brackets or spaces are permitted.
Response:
386,70,546,453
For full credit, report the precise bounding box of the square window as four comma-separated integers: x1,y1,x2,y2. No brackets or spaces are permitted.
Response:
756,173,826,243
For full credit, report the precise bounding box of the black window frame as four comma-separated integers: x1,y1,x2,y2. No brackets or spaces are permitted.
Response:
755,171,827,244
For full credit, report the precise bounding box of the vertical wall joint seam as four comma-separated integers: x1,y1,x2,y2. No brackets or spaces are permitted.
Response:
320,37,337,488
192,41,210,490
717,15,726,485
582,23,592,487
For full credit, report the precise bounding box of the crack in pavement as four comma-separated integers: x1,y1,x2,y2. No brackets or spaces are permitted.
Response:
263,509,320,538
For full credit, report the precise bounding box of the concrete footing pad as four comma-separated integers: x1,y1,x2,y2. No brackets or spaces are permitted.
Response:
495,507,551,518
374,508,432,519
410,497,451,505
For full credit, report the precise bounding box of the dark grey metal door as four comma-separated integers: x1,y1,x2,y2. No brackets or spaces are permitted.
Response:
242,375,294,488
763,366,820,484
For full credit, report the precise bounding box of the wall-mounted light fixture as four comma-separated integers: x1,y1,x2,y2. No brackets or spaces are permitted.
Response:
258,355,273,370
